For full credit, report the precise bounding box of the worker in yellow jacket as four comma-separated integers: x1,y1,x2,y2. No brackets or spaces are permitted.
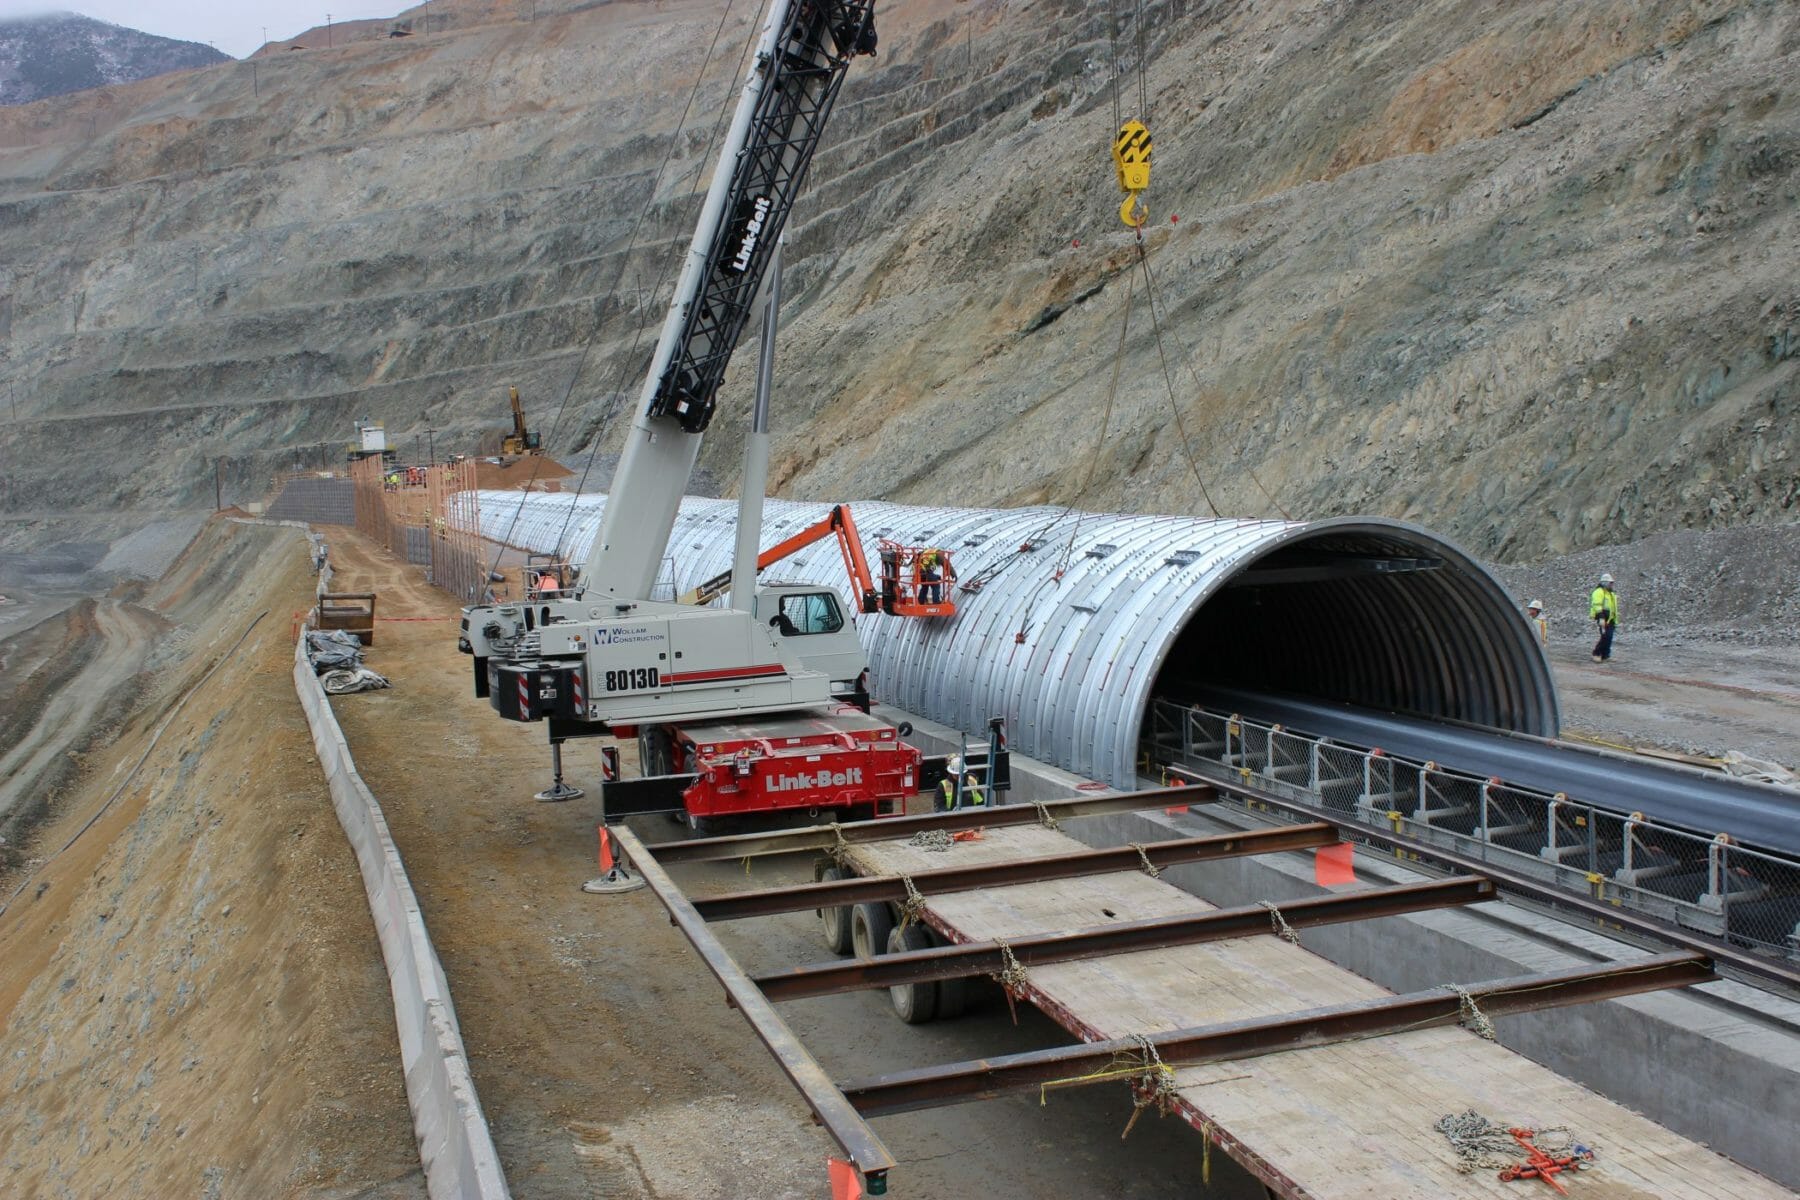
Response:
1589,573,1619,663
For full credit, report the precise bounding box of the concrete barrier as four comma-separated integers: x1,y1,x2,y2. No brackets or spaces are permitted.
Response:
292,632,509,1199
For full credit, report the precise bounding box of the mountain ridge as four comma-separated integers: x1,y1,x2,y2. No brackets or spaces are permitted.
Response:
0,11,228,107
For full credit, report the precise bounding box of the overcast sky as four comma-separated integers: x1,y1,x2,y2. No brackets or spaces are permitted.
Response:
0,2,406,58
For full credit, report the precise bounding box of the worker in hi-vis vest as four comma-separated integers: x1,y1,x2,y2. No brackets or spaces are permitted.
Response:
1589,573,1619,663
1525,599,1548,645
937,755,986,811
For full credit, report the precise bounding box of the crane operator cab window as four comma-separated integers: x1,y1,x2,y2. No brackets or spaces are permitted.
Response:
774,591,844,637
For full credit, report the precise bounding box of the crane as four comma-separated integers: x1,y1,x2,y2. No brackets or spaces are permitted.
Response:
457,1,915,826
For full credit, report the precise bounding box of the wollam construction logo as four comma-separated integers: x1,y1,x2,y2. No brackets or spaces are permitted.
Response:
767,766,863,793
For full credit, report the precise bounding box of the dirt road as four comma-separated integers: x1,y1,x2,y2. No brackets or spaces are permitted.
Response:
323,527,1250,1198
0,596,168,841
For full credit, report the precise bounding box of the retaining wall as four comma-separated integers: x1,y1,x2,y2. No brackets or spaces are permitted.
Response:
292,626,508,1199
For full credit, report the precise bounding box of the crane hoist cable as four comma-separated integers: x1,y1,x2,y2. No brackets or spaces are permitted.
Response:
1134,239,1293,521
1132,238,1220,518
1108,0,1152,228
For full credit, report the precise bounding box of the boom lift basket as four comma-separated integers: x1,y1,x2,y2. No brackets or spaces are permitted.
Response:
878,542,955,618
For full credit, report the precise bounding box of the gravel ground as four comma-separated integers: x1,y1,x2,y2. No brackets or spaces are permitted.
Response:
1494,522,1800,770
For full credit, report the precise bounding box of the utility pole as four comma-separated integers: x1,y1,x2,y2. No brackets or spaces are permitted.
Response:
214,458,224,511
251,59,258,98
427,428,436,466
326,14,332,48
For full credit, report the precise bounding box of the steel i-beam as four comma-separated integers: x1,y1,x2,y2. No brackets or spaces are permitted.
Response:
685,822,1340,922
837,951,1715,1117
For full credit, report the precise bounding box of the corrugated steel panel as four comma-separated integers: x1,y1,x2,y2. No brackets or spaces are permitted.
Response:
475,492,1559,788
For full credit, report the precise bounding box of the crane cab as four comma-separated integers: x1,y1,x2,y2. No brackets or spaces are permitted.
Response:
755,584,865,691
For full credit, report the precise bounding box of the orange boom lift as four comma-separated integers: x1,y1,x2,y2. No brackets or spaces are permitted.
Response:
681,503,956,619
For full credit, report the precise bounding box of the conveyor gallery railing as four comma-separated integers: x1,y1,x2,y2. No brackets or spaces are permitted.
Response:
1143,700,1800,960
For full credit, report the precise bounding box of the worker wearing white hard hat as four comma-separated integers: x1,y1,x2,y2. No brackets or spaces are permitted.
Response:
1589,574,1619,662
1524,599,1548,646
937,755,987,811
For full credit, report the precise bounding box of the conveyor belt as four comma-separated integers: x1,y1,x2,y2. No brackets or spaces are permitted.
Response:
1196,687,1800,856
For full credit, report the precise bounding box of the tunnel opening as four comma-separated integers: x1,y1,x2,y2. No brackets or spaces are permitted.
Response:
1146,524,1558,742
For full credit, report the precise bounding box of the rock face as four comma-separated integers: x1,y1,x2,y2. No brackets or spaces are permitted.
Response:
0,12,228,107
0,0,1793,564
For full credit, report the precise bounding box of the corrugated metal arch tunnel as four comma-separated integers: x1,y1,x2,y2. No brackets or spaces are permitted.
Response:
478,493,1559,789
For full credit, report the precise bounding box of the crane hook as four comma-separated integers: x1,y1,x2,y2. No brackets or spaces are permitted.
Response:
1113,120,1151,229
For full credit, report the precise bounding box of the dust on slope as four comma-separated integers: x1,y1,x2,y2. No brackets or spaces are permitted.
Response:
0,518,423,1199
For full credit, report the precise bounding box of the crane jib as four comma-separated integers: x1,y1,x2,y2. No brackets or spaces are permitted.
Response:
646,1,877,435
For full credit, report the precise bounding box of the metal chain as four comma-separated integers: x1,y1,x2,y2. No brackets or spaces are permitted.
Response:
1452,986,1497,1041
1434,1110,1579,1174
907,829,954,852
1129,842,1162,878
1032,801,1062,832
1259,899,1300,945
1120,1033,1178,1139
898,875,928,930
826,821,850,867
994,937,1031,997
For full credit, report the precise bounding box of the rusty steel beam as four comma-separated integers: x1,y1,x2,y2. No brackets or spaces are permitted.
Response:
753,876,1495,1002
838,951,1715,1117
687,823,1340,922
611,826,898,1190
643,785,1215,863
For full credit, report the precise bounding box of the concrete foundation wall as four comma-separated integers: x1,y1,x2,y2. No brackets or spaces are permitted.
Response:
884,705,1800,1188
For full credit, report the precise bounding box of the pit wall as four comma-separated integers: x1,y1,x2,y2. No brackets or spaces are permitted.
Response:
887,706,1800,1189
292,621,509,1199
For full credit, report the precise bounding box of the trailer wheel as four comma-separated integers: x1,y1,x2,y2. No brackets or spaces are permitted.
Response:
929,929,968,1020
886,923,938,1024
817,864,854,955
850,901,894,962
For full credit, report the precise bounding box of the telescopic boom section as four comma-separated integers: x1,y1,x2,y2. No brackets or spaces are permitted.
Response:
686,504,881,610
583,0,877,603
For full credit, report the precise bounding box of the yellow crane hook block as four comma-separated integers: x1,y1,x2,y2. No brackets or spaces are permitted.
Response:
1113,120,1151,227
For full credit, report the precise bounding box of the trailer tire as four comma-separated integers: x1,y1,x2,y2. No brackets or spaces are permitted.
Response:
851,901,894,962
886,923,938,1024
818,864,854,955
929,929,968,1020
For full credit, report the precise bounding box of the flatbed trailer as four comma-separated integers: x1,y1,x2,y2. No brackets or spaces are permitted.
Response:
620,787,1794,1199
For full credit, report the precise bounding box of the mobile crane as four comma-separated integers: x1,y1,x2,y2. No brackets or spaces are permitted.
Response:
457,0,912,825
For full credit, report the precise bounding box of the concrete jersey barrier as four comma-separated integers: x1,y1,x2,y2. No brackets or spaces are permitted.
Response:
291,631,509,1198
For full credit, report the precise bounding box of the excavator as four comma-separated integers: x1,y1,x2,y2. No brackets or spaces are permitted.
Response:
500,386,541,457
457,1,928,828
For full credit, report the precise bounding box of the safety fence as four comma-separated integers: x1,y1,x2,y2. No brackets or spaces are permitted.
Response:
292,600,510,1200
351,457,487,601
1143,700,1800,961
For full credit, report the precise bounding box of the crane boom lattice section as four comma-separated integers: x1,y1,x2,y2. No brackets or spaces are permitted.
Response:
650,2,876,433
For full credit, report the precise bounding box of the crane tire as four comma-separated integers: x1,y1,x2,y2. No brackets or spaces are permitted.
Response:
929,928,968,1020
851,901,894,962
886,922,938,1024
817,864,854,955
